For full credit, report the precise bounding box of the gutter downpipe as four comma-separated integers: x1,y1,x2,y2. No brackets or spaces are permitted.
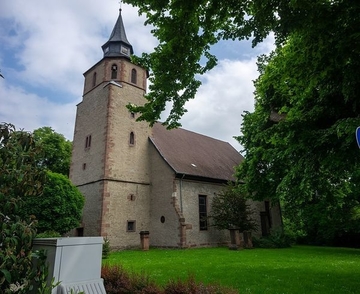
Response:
179,174,185,212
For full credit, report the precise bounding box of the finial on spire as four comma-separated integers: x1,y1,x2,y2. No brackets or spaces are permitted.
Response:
102,1,134,58
119,0,122,12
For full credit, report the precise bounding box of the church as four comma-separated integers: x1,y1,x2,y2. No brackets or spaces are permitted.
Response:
69,10,282,249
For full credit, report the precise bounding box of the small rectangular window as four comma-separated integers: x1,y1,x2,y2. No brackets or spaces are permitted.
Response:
199,195,208,230
76,227,84,236
92,72,97,87
121,46,129,55
127,220,136,232
85,135,92,149
129,132,135,145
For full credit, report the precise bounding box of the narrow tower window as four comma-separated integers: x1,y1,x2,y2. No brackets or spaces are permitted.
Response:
111,64,118,79
92,72,97,87
199,195,208,230
129,132,135,145
85,135,92,149
131,68,137,84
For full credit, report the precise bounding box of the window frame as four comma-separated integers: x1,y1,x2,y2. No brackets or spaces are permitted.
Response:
129,132,135,146
85,135,92,149
92,72,97,87
131,68,137,84
111,64,118,79
199,195,208,231
126,220,136,232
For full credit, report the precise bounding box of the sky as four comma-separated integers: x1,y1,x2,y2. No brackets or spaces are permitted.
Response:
0,0,274,151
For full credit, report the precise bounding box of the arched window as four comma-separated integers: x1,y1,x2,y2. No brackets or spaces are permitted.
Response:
129,132,135,145
111,64,118,79
92,72,97,87
131,68,137,84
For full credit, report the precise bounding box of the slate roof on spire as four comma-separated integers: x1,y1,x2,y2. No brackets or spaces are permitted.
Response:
102,9,134,58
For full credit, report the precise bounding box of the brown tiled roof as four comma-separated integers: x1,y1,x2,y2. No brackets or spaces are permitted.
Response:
149,123,244,182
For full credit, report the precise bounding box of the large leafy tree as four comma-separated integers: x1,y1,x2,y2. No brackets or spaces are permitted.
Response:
125,0,360,244
125,0,359,128
33,127,72,176
0,123,46,293
236,29,360,244
20,171,84,235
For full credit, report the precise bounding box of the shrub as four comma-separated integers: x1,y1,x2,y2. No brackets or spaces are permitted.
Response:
164,276,238,294
102,237,111,259
101,264,160,294
20,171,84,235
253,228,294,248
36,231,62,238
101,265,238,294
0,123,47,293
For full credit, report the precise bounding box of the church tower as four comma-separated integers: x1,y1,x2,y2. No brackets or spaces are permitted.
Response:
70,10,151,248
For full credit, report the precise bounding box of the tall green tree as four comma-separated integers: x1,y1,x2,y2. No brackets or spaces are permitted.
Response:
236,30,360,244
33,127,72,176
125,0,360,244
125,0,359,128
20,171,84,235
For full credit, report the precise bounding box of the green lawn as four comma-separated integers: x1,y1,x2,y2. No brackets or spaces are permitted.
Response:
104,246,360,294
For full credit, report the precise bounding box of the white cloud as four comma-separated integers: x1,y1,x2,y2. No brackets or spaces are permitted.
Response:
0,0,155,139
180,58,258,150
0,0,273,148
0,1,155,96
0,81,75,139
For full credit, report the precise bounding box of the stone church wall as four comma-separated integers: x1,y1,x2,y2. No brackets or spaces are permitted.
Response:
77,182,103,237
149,143,180,247
104,82,150,183
104,181,151,249
70,84,109,185
179,180,229,247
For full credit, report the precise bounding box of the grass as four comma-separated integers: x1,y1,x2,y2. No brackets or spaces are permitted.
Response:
103,246,360,294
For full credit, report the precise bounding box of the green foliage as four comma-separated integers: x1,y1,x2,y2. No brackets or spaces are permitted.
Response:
236,25,360,244
102,237,111,259
36,231,62,238
32,250,61,294
33,127,72,176
252,228,293,248
0,213,37,293
20,171,84,235
210,183,257,232
0,123,46,293
124,0,360,128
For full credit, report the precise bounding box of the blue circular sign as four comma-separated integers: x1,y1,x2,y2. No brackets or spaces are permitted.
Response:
356,127,360,148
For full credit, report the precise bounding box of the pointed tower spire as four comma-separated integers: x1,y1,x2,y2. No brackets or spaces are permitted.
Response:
102,9,134,59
